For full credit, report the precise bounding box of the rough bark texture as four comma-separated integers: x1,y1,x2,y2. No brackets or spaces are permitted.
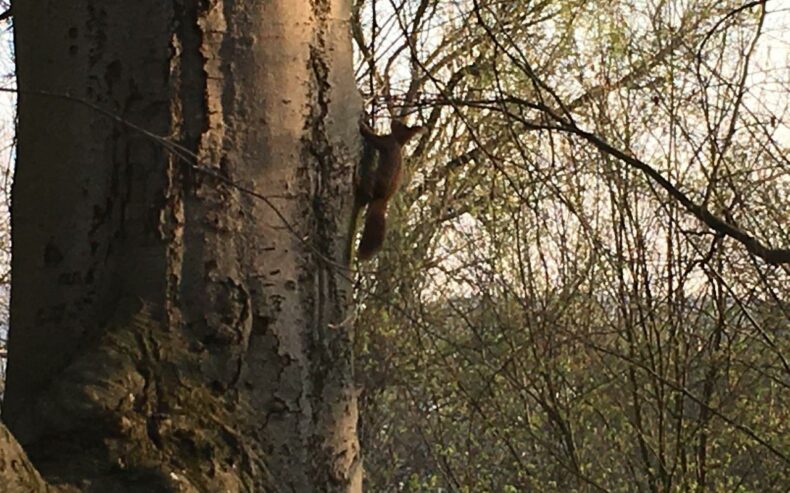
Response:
0,422,52,492
3,0,362,491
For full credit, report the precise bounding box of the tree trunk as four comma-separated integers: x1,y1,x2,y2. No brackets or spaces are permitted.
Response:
3,0,362,491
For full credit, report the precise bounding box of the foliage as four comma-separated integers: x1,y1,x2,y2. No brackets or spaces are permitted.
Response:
352,0,790,491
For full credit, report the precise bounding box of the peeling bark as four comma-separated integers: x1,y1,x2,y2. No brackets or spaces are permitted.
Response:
3,1,362,491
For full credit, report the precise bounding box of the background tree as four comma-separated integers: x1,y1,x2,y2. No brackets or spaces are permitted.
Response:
0,0,13,401
353,0,790,491
1,1,363,492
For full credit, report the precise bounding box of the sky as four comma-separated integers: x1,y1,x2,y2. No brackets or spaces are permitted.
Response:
0,2,787,322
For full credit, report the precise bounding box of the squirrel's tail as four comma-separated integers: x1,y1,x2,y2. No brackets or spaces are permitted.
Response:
358,198,388,260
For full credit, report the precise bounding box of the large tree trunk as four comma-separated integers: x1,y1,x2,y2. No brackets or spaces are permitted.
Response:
2,0,362,491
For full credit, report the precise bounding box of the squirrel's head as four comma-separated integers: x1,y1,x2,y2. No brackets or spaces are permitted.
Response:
391,120,425,145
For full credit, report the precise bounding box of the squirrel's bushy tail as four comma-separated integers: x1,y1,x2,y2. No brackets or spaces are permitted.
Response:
358,198,388,260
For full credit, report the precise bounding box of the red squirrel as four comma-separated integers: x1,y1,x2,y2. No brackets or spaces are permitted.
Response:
356,119,424,260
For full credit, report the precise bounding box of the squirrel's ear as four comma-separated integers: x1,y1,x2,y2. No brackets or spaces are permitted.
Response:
390,120,407,132
391,120,425,142
404,125,426,140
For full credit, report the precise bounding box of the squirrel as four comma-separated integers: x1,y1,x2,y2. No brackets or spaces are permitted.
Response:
354,119,424,260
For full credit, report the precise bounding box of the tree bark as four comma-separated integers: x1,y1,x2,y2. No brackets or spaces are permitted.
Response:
3,0,362,491
0,422,52,492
